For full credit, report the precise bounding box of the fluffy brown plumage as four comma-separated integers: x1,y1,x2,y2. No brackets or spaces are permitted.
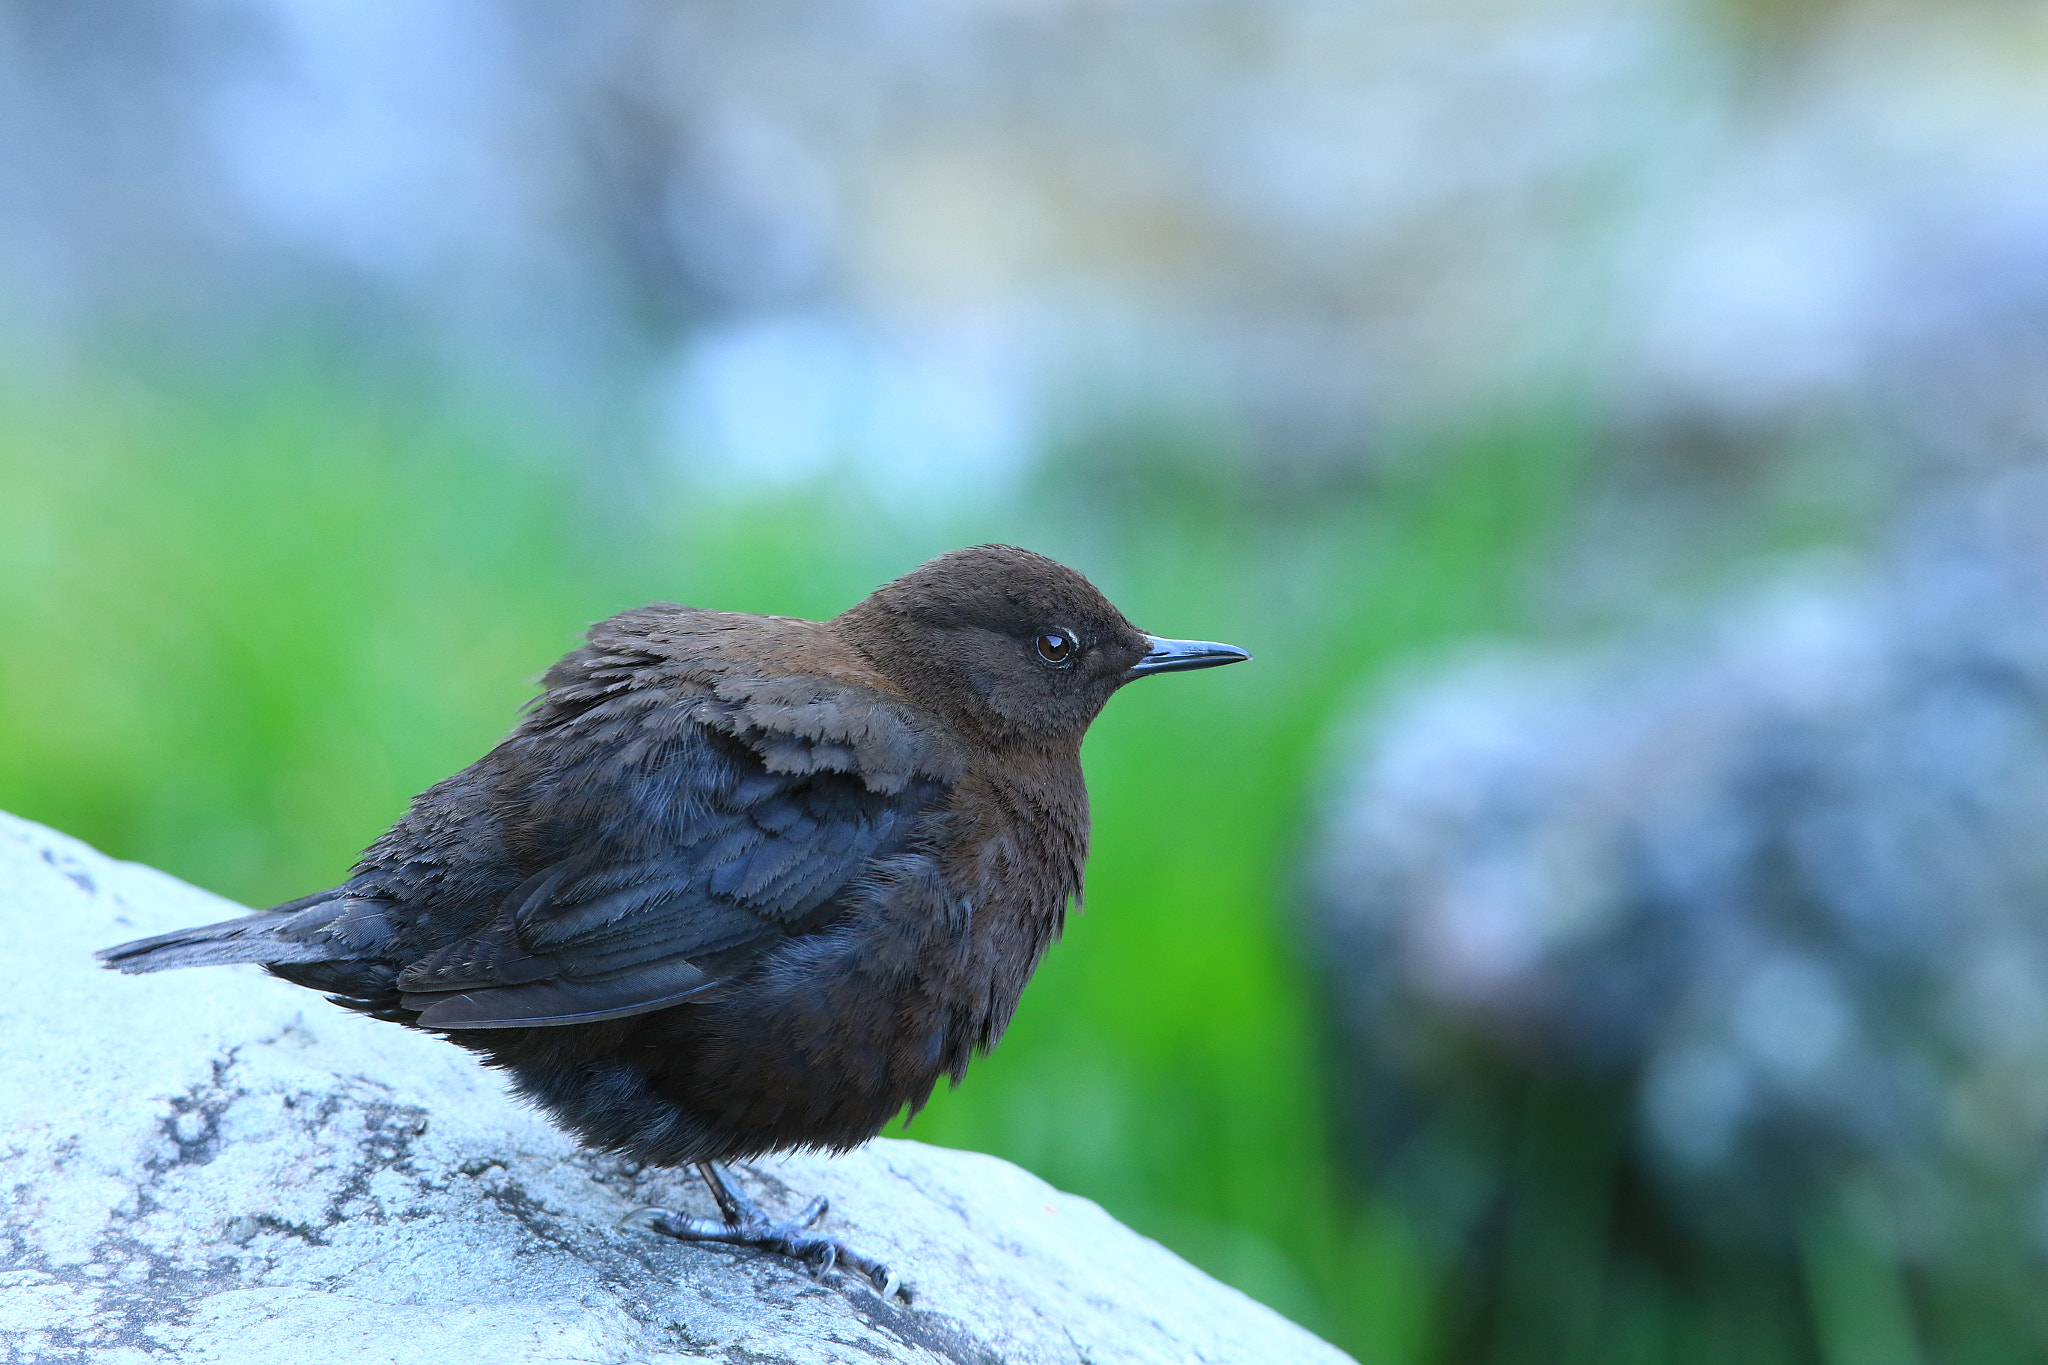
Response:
101,545,1248,1174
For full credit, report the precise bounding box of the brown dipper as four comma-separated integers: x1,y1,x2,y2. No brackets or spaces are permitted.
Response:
99,544,1250,1295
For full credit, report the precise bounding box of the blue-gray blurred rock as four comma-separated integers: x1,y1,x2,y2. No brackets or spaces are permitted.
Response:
1317,464,2048,1256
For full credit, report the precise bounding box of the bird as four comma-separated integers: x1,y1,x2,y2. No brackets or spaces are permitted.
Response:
99,544,1249,1295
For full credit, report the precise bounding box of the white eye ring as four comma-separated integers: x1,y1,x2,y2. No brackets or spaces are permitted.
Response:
1035,630,1077,665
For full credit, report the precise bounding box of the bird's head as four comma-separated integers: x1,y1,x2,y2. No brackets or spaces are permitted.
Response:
835,544,1249,746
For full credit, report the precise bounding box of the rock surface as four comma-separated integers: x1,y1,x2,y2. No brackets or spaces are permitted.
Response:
0,810,1348,1365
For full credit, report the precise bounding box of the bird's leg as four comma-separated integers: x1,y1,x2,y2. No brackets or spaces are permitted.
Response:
619,1161,906,1301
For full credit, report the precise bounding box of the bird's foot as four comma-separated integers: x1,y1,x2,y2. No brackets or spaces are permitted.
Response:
619,1161,909,1302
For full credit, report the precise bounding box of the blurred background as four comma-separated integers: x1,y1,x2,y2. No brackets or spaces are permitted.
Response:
3,0,2046,1359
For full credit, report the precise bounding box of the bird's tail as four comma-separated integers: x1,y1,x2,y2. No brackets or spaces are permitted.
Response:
96,891,383,975
96,909,332,974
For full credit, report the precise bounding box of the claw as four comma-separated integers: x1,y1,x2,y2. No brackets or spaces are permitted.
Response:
617,1206,669,1232
621,1161,907,1298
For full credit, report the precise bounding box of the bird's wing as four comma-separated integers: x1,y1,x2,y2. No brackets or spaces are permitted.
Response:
389,640,955,1030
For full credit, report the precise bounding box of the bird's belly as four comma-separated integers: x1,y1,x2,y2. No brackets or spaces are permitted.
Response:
483,983,952,1167
641,898,1051,1162
664,961,986,1153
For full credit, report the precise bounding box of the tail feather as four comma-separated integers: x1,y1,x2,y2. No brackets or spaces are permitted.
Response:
97,890,393,976
96,911,335,974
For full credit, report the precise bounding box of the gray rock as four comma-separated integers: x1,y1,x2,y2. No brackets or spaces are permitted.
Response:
0,810,1348,1365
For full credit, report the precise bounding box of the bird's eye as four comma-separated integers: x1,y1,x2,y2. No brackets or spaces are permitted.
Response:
1036,632,1075,665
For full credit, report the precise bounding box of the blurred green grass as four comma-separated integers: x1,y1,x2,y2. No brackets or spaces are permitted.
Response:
0,356,1582,1359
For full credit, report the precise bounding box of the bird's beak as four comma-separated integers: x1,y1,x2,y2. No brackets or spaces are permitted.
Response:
1125,635,1252,679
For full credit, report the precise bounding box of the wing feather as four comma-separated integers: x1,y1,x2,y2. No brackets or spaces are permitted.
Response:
391,689,945,1029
